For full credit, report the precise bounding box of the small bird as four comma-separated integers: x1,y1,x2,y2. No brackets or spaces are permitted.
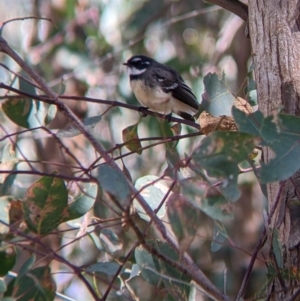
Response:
124,55,199,121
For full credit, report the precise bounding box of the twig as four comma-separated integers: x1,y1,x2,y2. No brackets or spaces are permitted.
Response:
235,181,286,300
235,229,267,301
207,0,248,21
0,220,102,301
101,241,139,300
0,16,54,34
0,36,227,301
0,83,201,130
0,169,94,182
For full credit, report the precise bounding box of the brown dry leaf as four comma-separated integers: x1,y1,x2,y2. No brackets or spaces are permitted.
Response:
198,97,253,135
234,97,253,113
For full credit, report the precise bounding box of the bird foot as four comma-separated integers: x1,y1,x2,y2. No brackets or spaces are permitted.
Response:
166,113,172,123
138,106,149,117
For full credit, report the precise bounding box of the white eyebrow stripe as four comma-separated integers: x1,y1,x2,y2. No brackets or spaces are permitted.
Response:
127,67,146,75
131,57,142,62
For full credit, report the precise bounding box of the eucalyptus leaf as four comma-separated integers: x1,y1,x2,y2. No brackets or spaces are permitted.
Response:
57,115,102,138
23,176,68,235
192,131,256,202
133,175,168,222
13,266,56,301
85,262,122,275
122,123,142,154
135,246,160,286
232,107,263,137
97,164,131,208
260,114,300,183
201,73,235,116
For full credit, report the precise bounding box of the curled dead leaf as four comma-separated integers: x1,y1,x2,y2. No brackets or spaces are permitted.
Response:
198,97,253,135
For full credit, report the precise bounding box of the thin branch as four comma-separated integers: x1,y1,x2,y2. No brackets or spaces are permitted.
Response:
0,36,227,301
0,16,54,34
0,169,94,182
129,6,223,46
235,229,266,301
288,287,300,301
235,181,286,301
101,241,139,300
208,0,248,21
0,220,102,301
0,83,201,130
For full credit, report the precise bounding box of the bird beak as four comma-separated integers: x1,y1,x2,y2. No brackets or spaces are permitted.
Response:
123,62,128,66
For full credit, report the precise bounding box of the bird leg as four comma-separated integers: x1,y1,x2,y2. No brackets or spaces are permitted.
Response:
166,112,173,123
138,106,149,117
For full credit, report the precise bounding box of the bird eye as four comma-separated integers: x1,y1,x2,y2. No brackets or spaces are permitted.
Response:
137,61,147,66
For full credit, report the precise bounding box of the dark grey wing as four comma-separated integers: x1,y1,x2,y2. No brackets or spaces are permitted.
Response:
172,79,198,110
151,67,179,90
152,66,198,110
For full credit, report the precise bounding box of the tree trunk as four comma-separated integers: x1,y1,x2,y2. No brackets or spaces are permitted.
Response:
249,1,300,299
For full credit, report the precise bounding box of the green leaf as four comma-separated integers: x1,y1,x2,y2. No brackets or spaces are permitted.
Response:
153,240,191,301
272,229,283,269
217,173,241,202
2,98,56,129
17,255,36,280
85,262,122,275
3,78,56,128
260,114,300,183
96,164,131,208
127,264,140,281
19,76,36,96
0,278,7,293
99,228,122,254
201,73,235,116
167,194,200,255
193,131,255,176
181,180,233,221
192,131,256,201
232,107,264,136
23,176,68,235
13,266,56,301
159,119,181,171
122,123,142,154
211,221,228,252
135,246,160,286
61,183,97,222
3,98,37,128
0,246,16,276
133,175,168,222
57,115,102,138
0,174,18,196
200,195,233,221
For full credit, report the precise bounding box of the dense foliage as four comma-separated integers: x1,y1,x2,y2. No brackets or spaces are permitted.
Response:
0,1,297,300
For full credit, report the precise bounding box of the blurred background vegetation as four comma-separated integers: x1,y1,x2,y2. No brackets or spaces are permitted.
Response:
0,0,265,300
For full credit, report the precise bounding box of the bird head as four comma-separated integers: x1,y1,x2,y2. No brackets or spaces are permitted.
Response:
123,55,154,76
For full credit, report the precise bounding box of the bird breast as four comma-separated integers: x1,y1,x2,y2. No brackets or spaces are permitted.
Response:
130,79,173,114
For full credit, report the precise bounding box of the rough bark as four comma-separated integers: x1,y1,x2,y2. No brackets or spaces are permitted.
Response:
249,1,300,299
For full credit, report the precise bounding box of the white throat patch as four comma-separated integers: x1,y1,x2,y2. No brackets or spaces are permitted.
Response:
127,67,146,76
